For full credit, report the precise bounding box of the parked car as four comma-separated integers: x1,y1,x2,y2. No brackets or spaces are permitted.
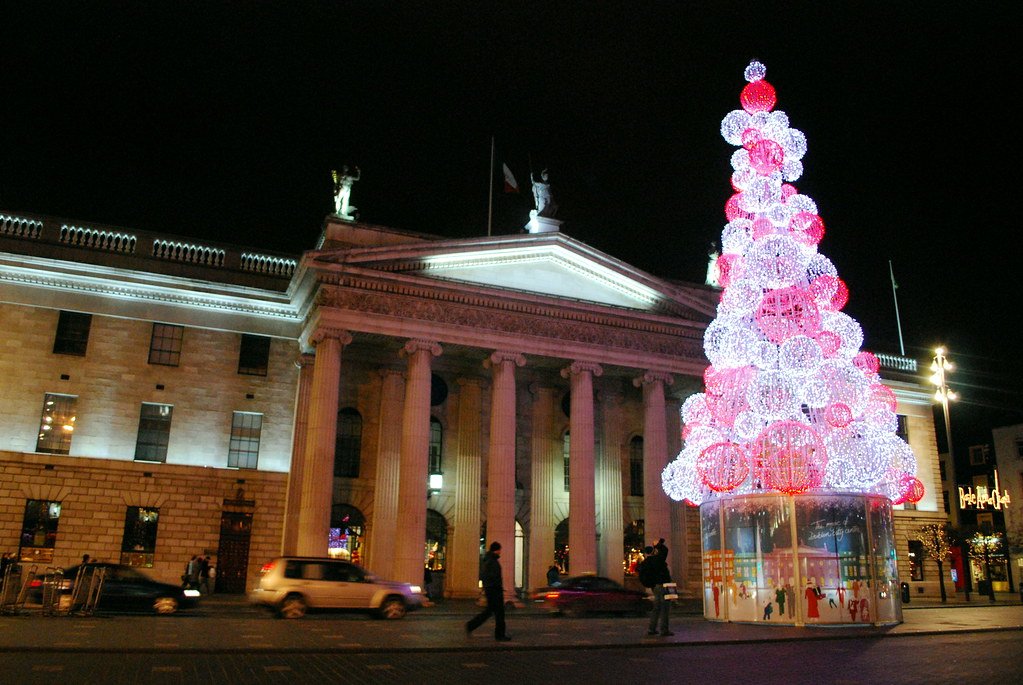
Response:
28,563,200,614
249,556,426,619
531,574,649,616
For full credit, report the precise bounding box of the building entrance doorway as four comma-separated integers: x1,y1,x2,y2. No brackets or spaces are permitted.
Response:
215,511,252,594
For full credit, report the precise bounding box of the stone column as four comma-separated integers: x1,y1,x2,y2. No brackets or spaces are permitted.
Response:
392,339,442,586
366,367,405,577
527,384,558,592
635,371,674,547
282,353,315,555
560,361,602,575
448,377,485,598
485,351,526,602
295,328,352,556
597,384,626,583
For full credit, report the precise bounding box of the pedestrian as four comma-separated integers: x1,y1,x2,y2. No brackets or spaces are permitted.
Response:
184,555,200,589
641,540,674,637
465,542,511,641
81,553,91,565
546,564,560,587
199,555,211,594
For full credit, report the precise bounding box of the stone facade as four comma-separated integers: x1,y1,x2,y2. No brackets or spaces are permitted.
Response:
0,209,951,600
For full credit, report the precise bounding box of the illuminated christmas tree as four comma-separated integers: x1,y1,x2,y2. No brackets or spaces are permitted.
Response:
662,60,924,508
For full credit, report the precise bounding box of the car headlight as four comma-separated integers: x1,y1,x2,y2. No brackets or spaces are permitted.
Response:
409,585,423,594
183,589,201,597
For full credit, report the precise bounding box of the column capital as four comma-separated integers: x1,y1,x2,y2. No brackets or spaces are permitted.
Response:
484,351,526,370
561,361,603,380
295,353,316,369
310,327,353,347
401,339,443,358
632,370,675,388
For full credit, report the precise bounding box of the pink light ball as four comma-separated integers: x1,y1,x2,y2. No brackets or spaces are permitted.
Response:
748,139,785,175
697,442,750,492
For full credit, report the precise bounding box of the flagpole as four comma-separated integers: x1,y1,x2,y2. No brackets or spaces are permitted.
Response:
487,136,494,237
889,260,905,356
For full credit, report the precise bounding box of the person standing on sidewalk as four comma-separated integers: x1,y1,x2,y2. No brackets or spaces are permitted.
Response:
642,539,674,636
465,542,511,641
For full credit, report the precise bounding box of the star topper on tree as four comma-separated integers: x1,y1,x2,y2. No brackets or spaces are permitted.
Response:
662,60,924,507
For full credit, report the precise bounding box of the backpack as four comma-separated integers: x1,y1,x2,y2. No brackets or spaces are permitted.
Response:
638,558,655,588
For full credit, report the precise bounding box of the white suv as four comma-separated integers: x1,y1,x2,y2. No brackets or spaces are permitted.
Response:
249,557,426,619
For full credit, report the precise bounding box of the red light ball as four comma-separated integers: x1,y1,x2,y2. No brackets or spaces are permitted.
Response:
741,80,777,113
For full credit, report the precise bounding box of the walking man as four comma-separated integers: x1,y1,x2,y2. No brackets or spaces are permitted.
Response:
640,539,674,636
465,542,511,641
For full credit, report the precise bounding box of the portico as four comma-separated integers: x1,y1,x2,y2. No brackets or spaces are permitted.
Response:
283,218,716,597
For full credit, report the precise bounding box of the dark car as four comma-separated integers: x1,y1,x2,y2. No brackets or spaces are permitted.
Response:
531,574,649,616
29,563,199,614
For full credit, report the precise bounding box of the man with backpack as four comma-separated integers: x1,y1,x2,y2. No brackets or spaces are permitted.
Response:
637,539,673,636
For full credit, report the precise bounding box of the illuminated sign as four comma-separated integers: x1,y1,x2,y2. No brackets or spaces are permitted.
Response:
959,470,1012,510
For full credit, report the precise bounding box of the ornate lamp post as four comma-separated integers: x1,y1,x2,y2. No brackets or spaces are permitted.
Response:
930,347,958,463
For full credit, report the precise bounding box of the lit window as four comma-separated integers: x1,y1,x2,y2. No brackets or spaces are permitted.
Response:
121,506,159,567
53,311,92,356
563,430,571,491
428,417,442,475
228,412,262,469
238,334,271,376
148,323,183,366
19,499,61,563
629,436,644,496
135,403,173,462
36,393,77,455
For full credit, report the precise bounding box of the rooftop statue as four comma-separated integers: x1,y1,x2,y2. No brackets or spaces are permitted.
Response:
530,168,558,219
331,166,361,220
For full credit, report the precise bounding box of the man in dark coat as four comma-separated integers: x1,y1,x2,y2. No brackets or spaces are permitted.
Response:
642,539,674,636
465,541,511,641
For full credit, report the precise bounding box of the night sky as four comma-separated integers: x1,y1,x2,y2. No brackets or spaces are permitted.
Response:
1,3,1019,456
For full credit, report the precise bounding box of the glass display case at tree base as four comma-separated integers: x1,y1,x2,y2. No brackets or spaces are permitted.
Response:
701,492,901,625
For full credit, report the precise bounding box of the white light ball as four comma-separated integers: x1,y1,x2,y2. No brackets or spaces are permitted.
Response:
744,234,810,289
782,129,807,160
721,219,753,255
787,194,818,214
721,110,752,145
806,254,838,281
779,335,824,376
821,311,864,359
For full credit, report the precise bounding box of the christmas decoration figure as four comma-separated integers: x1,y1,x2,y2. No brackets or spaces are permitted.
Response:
662,60,923,506
666,61,922,626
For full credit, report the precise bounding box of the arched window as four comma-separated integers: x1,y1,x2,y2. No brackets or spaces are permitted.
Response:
329,503,365,563
429,417,443,475
562,430,571,491
629,435,644,496
335,408,362,477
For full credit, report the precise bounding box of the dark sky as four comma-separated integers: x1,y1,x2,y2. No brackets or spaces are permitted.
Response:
2,3,1019,453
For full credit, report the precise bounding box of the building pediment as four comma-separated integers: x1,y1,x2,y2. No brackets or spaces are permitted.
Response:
308,230,716,318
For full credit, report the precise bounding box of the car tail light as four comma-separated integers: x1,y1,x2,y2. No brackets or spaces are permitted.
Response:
544,592,561,599
29,579,41,589
260,561,276,574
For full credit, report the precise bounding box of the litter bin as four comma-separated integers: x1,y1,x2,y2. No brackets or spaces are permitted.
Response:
900,582,910,603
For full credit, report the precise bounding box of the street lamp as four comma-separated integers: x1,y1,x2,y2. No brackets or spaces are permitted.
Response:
930,347,962,597
930,346,958,463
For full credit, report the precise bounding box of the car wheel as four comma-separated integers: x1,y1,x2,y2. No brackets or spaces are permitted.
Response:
153,596,179,614
279,594,307,619
378,597,406,620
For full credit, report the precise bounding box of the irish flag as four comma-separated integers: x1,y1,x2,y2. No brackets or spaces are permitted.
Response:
502,163,519,193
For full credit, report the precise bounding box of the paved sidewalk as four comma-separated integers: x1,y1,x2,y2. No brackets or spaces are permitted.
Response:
2,593,1021,654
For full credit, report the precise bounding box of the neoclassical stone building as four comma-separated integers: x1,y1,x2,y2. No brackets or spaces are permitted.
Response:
0,209,948,599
